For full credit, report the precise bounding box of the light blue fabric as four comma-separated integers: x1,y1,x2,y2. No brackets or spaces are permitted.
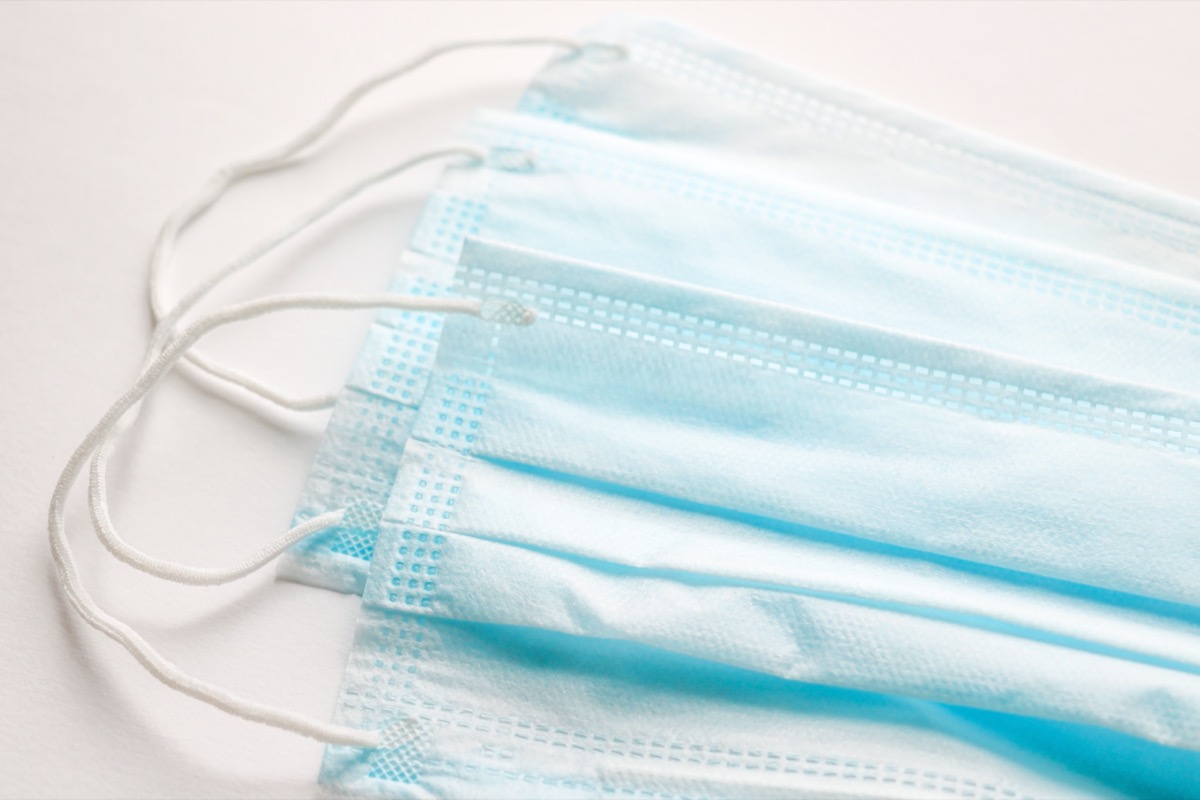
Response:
279,264,451,593
274,18,1200,795
318,239,1200,798
522,16,1200,280
281,110,1200,594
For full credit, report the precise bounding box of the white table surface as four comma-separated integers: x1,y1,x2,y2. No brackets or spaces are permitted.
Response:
3,2,1198,798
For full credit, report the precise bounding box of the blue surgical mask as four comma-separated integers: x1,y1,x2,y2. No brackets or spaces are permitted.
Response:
522,16,1200,279
281,110,1200,595
319,238,1200,798
50,17,1200,796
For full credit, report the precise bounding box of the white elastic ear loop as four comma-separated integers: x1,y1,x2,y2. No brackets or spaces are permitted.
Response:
50,292,535,746
83,149,503,586
87,144,485,585
84,147,487,588
145,144,487,412
148,34,595,410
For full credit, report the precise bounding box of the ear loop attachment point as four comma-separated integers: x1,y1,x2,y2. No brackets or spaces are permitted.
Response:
148,35,580,415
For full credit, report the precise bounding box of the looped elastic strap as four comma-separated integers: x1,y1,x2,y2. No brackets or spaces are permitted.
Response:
50,293,535,748
148,34,620,412
50,33,613,748
145,143,487,411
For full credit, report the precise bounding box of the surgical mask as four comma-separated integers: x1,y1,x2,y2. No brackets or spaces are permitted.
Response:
521,16,1200,279
56,17,1200,790
319,237,1200,797
280,109,1200,595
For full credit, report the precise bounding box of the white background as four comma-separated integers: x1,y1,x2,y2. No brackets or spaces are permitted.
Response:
2,2,1198,798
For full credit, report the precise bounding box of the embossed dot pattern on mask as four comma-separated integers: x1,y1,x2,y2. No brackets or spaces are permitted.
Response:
317,237,1200,798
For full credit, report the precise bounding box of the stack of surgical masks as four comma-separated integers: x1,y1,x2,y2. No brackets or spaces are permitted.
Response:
53,15,1200,799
